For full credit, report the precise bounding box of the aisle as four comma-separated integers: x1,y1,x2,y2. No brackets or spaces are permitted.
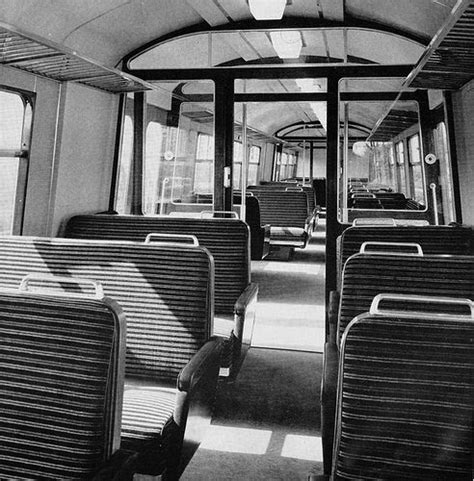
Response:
180,349,324,480
250,220,326,352
180,220,326,480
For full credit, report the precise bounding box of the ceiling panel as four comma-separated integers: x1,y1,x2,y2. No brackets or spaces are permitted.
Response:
346,0,458,42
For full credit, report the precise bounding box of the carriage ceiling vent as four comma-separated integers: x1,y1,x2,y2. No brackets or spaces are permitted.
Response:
0,22,152,94
405,0,474,90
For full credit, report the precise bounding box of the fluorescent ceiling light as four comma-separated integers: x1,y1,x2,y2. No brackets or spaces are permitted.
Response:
249,0,286,20
270,31,302,59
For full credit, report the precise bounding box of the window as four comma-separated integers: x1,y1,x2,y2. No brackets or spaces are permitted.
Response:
115,115,133,213
0,89,31,234
434,122,455,222
143,122,163,214
194,133,214,194
407,134,425,204
395,141,407,195
280,152,288,179
248,145,261,186
233,141,243,189
234,142,260,188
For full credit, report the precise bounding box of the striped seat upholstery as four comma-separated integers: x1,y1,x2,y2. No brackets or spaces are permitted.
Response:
338,253,474,345
64,214,258,378
0,236,222,477
64,215,248,314
321,253,474,475
0,288,125,480
337,225,473,287
247,189,310,248
333,311,473,479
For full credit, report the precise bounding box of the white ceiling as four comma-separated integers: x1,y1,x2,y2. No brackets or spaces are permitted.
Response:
0,0,455,66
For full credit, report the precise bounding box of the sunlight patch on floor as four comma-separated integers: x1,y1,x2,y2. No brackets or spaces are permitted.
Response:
251,324,324,352
256,301,325,319
254,260,323,275
200,425,273,454
281,434,323,462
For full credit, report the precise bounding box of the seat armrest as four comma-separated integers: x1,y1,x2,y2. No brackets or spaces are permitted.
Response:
234,282,259,340
327,290,340,345
234,282,259,317
177,337,224,393
263,223,271,239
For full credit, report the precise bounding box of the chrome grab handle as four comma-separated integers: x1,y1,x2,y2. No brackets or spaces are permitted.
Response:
353,218,397,226
370,293,474,318
200,210,239,219
360,241,423,255
19,274,105,299
351,193,376,199
145,233,199,246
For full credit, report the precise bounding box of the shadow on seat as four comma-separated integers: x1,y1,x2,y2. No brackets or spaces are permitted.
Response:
0,276,131,480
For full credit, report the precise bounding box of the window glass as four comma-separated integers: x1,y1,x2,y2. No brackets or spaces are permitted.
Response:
248,145,261,186
143,122,163,214
115,115,133,213
115,81,215,215
233,141,243,189
194,132,214,194
408,134,425,204
0,90,29,234
434,122,456,223
395,141,407,196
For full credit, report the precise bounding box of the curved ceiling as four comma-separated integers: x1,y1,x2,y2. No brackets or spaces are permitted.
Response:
0,0,460,142
0,0,457,67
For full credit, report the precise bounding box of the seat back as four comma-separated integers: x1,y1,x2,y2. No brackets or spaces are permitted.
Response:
338,253,474,346
246,189,309,228
333,296,474,479
0,236,213,383
0,283,125,479
337,225,473,286
64,214,249,314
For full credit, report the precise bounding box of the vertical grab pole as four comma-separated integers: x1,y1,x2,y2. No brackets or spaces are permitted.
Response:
240,81,248,221
430,183,439,225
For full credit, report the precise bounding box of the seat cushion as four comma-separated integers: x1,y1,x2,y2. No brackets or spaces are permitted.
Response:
121,386,178,475
270,226,307,246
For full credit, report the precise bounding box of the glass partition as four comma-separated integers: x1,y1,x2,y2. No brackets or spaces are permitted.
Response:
338,80,427,223
115,81,215,216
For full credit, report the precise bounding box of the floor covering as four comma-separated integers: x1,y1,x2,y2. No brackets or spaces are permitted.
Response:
180,222,326,480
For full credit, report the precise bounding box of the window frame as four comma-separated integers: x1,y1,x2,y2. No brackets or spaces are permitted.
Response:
0,87,33,235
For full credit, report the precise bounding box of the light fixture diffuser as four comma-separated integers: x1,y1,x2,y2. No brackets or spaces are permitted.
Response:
270,31,302,59
249,0,286,20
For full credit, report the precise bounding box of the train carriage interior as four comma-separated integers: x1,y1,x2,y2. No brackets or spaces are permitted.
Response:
0,0,473,479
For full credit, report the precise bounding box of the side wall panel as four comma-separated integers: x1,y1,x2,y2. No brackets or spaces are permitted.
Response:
49,83,118,235
452,80,474,225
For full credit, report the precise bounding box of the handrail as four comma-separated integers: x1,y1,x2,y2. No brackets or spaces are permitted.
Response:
351,193,376,199
144,233,199,246
200,210,239,219
19,274,105,299
352,218,397,226
370,293,474,318
360,241,423,256
285,187,303,192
